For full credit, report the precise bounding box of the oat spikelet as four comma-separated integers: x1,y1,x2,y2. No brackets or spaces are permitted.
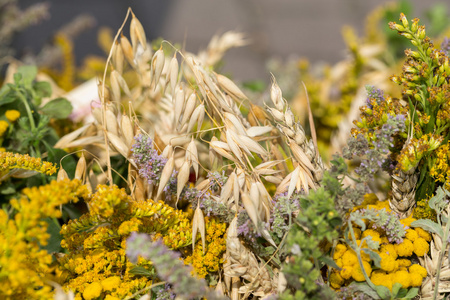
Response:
224,218,276,297
389,168,417,218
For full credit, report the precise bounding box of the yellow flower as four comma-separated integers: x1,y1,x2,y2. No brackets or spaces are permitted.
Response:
380,243,398,259
340,265,353,280
371,271,392,291
400,216,417,228
5,110,20,122
379,253,397,272
101,276,121,291
342,249,358,266
351,261,372,281
395,239,414,257
83,282,103,300
329,271,344,289
105,296,121,300
405,229,419,242
415,227,431,242
335,258,343,268
0,120,9,136
409,264,427,278
410,273,423,287
397,259,411,267
391,270,410,288
413,238,429,256
362,229,381,244
333,243,347,260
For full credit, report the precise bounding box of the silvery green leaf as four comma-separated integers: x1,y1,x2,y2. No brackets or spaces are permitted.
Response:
411,219,443,238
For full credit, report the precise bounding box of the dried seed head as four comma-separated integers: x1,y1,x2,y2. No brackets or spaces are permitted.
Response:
167,54,179,94
267,107,285,123
112,40,124,74
105,109,119,136
130,13,147,52
107,132,131,159
270,79,284,111
110,70,121,103
216,73,247,100
173,84,185,126
284,107,295,127
121,114,134,148
186,138,199,178
74,154,86,181
151,46,165,90
120,34,135,66
192,206,206,254
57,167,69,182
156,154,174,199
180,93,197,129
177,161,190,203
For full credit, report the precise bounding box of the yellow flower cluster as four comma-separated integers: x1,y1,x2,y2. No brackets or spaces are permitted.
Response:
5,110,20,122
330,199,431,291
184,217,227,278
59,184,194,298
0,120,9,137
0,179,88,299
0,151,57,180
430,142,450,190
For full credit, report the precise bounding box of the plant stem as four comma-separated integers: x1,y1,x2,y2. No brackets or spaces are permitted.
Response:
16,89,36,131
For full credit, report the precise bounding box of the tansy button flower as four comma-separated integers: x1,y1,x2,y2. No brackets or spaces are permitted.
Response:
362,229,381,244
409,264,427,278
333,244,347,260
342,249,358,266
329,271,344,289
391,270,411,289
340,266,353,280
395,239,414,257
5,110,20,122
405,229,418,241
351,261,372,281
413,237,429,256
410,273,423,287
83,282,103,300
101,276,121,291
380,243,398,259
415,227,431,241
379,253,397,272
0,120,8,136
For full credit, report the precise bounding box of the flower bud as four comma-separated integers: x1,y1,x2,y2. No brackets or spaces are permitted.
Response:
414,93,422,102
411,19,418,33
400,13,409,28
418,28,426,39
401,33,414,39
411,40,419,47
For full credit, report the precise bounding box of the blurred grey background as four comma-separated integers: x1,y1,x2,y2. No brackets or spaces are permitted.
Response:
12,0,449,81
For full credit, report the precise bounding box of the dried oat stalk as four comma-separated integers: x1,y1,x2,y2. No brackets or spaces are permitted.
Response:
390,167,418,218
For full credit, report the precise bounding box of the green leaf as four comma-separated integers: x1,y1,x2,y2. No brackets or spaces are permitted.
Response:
411,219,444,238
429,186,446,211
41,217,63,253
363,248,381,268
391,282,402,297
348,282,381,299
129,266,155,276
319,255,341,270
404,287,419,299
374,284,391,299
33,81,52,105
40,98,73,119
47,148,76,179
0,86,16,106
17,65,38,88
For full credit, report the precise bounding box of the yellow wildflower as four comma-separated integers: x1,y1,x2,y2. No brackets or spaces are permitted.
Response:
335,258,343,268
362,229,381,244
329,271,344,289
405,229,419,242
379,253,397,272
395,239,414,257
101,276,121,291
413,238,429,256
0,120,9,136
83,282,102,300
380,243,398,259
333,243,347,260
5,110,20,122
105,296,121,300
340,265,353,280
409,264,427,278
342,249,358,266
0,152,57,176
391,270,410,288
371,271,392,291
400,216,417,227
351,261,372,281
397,259,411,267
410,273,423,287
415,227,431,242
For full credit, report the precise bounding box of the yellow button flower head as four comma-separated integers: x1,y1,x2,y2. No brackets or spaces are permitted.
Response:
395,239,414,257
415,227,431,241
0,120,8,136
405,229,419,242
380,243,398,259
5,110,20,122
410,273,423,287
380,253,397,272
371,271,393,290
352,261,372,281
83,282,103,300
333,243,347,260
392,270,411,288
101,276,121,291
397,259,411,267
409,264,427,278
413,237,429,256
362,229,381,243
329,271,344,289
340,265,353,280
400,216,417,227
342,249,358,266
